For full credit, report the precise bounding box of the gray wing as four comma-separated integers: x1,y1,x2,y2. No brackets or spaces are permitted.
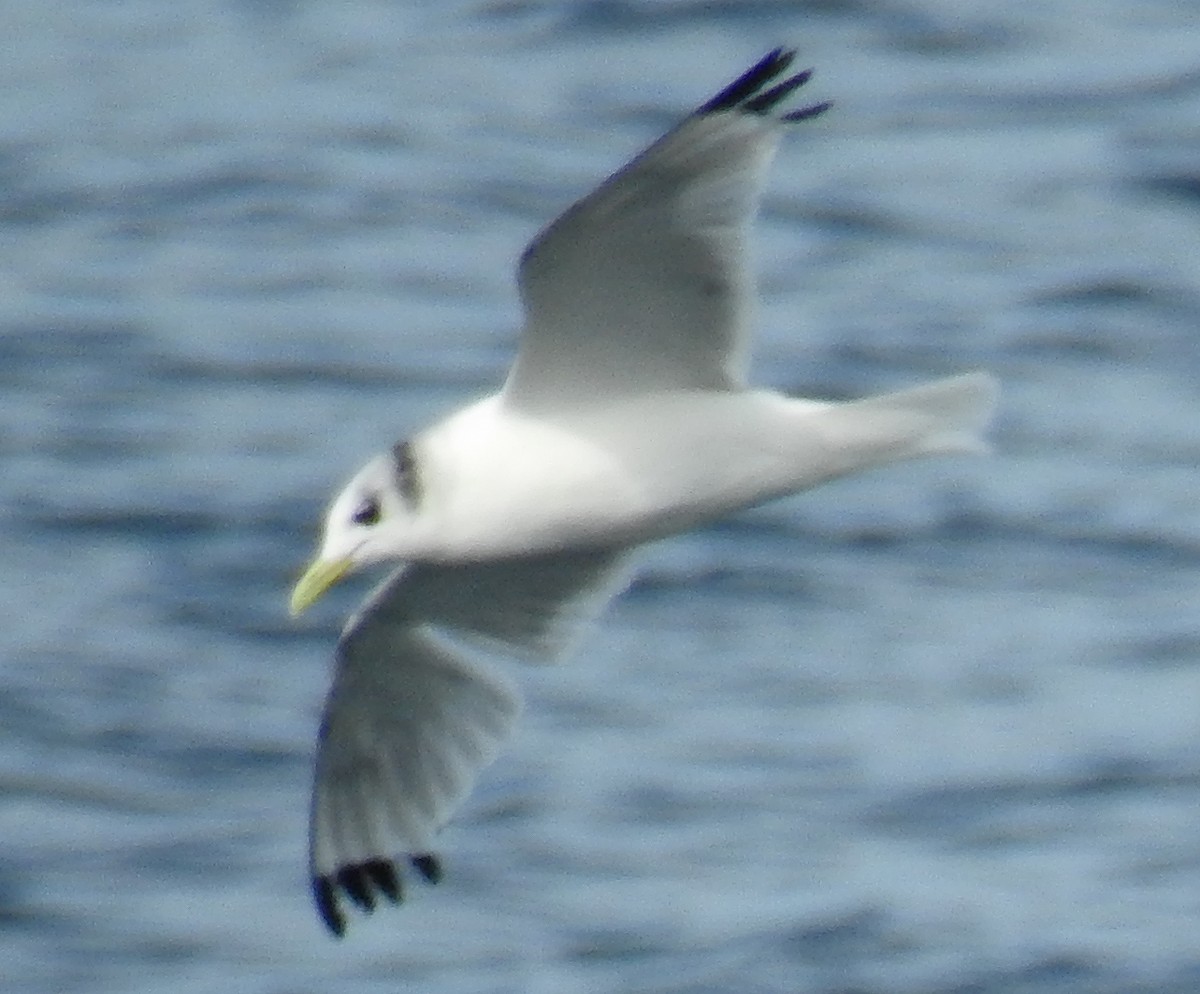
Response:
502,49,830,415
309,547,630,936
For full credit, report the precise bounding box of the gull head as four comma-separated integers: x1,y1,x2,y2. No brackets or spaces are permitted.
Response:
290,442,424,616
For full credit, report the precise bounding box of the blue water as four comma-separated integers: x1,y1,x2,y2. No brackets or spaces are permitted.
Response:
4,1,1200,991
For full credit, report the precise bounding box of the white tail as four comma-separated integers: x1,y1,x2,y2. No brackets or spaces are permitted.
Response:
793,371,998,485
848,371,997,458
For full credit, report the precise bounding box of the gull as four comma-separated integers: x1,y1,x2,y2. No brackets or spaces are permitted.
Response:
289,48,997,936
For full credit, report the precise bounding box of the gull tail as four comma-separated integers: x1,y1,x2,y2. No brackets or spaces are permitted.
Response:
854,371,996,456
802,371,999,480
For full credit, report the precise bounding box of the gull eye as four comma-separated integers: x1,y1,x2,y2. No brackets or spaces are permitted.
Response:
351,496,381,527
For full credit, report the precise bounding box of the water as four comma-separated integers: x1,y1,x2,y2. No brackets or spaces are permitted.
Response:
4,1,1200,991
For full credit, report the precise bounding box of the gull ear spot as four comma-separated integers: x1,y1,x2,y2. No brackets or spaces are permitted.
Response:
392,440,422,507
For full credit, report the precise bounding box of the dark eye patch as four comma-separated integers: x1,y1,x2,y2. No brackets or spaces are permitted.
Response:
351,496,381,526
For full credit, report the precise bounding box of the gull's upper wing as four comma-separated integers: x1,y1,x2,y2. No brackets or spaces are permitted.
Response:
309,548,629,936
503,49,830,415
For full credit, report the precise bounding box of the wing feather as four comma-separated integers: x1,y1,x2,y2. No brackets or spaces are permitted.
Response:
308,547,631,935
503,48,829,415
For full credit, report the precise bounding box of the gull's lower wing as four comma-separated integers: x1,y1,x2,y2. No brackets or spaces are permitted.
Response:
309,547,630,935
310,622,518,937
503,49,830,416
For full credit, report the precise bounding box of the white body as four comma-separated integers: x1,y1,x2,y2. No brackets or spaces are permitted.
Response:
417,374,993,560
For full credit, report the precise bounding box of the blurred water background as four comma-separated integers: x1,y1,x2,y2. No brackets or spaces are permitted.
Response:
4,1,1200,991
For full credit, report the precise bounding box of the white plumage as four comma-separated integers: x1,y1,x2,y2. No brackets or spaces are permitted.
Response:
290,49,997,936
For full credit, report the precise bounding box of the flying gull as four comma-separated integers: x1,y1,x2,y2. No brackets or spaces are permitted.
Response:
290,48,997,936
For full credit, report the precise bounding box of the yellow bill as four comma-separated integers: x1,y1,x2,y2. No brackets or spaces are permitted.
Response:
289,556,353,617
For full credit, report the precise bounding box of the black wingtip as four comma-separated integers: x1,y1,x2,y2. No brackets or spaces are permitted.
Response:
336,865,377,913
698,49,829,123
314,854,441,936
744,67,812,114
783,99,833,123
364,857,403,904
699,48,794,115
411,853,443,885
314,874,347,938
